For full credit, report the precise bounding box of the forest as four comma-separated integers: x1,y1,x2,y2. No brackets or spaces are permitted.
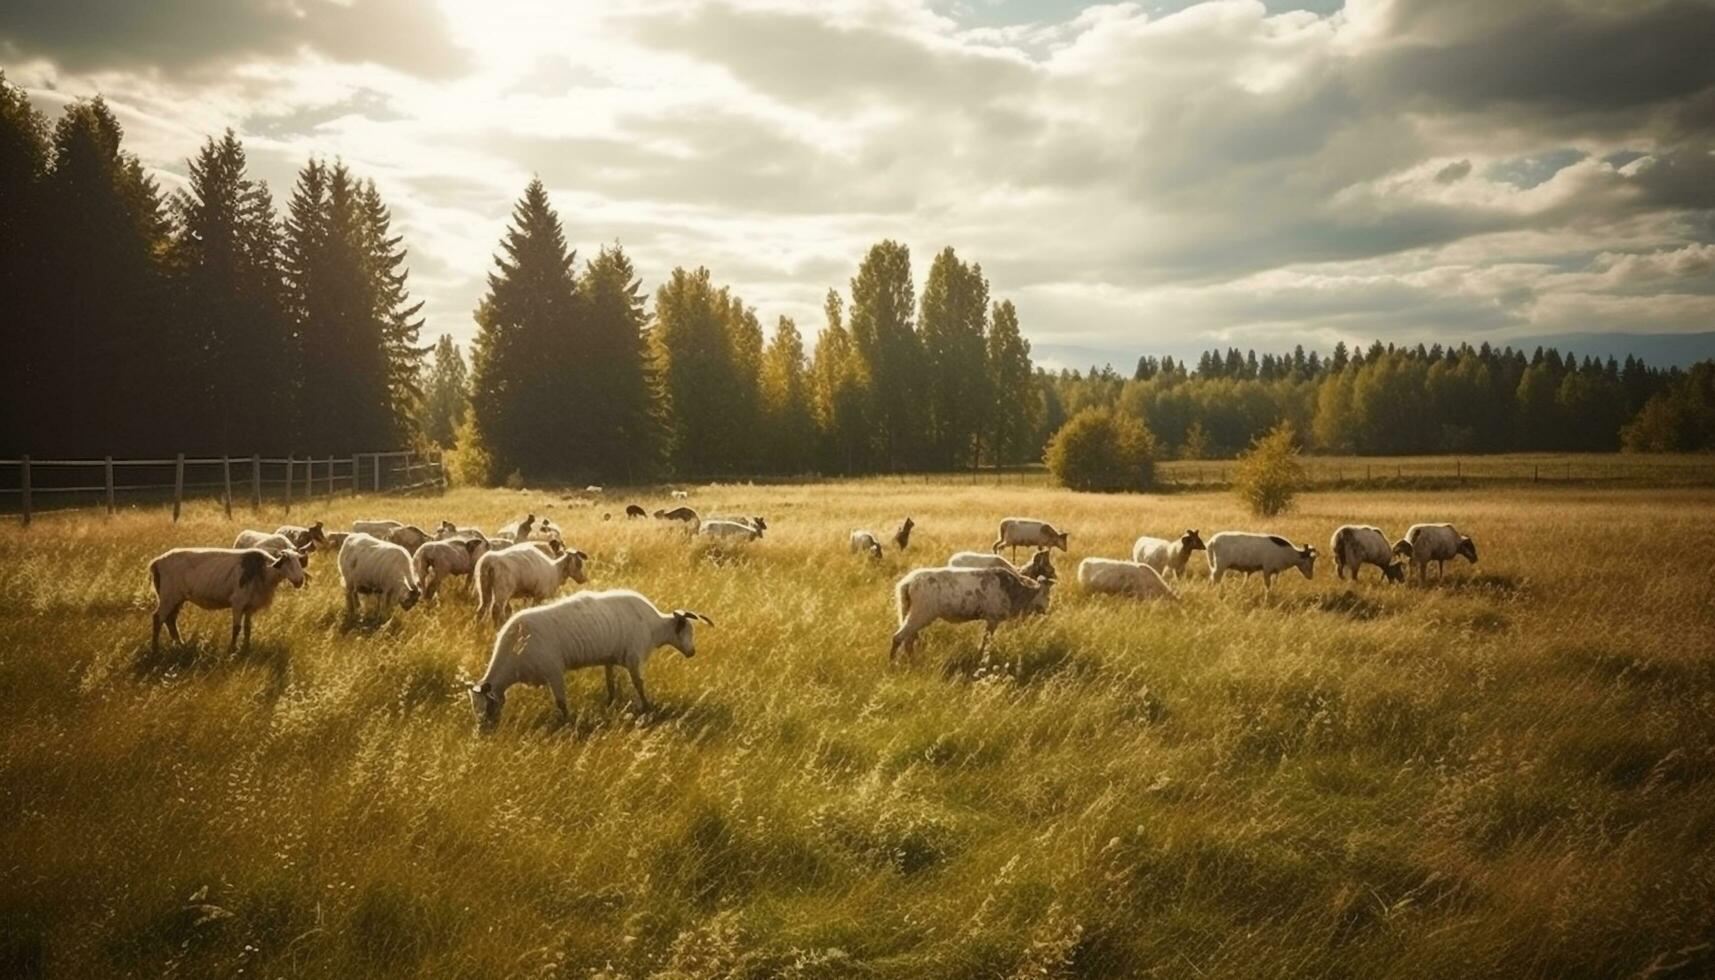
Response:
4,73,1712,480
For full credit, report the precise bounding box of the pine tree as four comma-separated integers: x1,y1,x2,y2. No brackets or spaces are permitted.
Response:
919,247,991,468
848,240,921,469
417,334,468,449
359,180,427,444
169,131,291,452
467,178,578,479
0,71,50,454
985,299,1035,464
578,243,660,479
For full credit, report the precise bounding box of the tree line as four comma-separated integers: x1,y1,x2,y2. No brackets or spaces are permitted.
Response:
1035,340,1715,459
0,73,423,457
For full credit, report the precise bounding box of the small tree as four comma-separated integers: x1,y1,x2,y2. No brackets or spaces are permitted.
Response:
1234,422,1302,516
1180,420,1211,460
1045,406,1157,492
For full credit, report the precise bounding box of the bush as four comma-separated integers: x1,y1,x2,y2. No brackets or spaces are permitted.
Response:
1234,422,1302,516
1045,406,1157,492
442,418,494,487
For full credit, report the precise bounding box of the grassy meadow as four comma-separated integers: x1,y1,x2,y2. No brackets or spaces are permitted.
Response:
2,479,1713,977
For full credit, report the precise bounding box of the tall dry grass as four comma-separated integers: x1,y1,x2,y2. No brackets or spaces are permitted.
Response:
1,482,1712,977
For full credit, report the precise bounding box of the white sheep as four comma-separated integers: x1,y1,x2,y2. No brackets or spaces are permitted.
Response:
496,514,537,540
948,551,1016,571
1399,523,1478,582
1077,558,1178,599
233,529,311,563
148,547,307,652
436,520,487,542
384,524,433,553
850,530,884,559
699,519,762,541
890,557,1056,659
352,519,403,537
412,536,491,602
670,490,690,500
468,591,712,724
1206,532,1317,592
474,544,589,627
274,522,326,550
1131,529,1206,579
993,517,1069,561
338,532,422,619
1330,525,1407,583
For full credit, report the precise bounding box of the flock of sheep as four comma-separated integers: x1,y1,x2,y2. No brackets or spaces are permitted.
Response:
143,500,1478,727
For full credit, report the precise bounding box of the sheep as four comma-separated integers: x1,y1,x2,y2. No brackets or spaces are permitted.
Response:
384,524,433,554
1206,532,1317,592
699,519,762,541
893,517,915,551
949,551,1014,571
274,522,326,550
149,547,307,652
1399,523,1478,582
412,536,491,602
1330,525,1407,583
625,504,647,519
497,514,536,540
514,538,567,557
1131,529,1206,579
322,531,350,552
1077,558,1178,599
436,520,488,542
850,530,884,559
474,544,589,627
533,517,564,541
233,529,313,564
584,485,604,495
993,517,1069,561
670,490,690,500
890,556,1056,659
352,519,403,537
468,591,712,724
654,506,698,525
338,532,422,619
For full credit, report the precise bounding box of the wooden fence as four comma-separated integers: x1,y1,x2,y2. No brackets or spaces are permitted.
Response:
1,450,443,525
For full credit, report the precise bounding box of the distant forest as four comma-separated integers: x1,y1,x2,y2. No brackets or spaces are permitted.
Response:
3,74,1711,481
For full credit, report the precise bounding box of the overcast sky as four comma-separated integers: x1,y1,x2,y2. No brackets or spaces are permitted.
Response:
3,0,1713,366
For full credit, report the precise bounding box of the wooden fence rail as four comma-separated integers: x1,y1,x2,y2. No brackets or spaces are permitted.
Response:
1,450,442,525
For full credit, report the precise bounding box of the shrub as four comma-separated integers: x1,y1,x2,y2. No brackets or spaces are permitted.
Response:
1180,421,1211,460
442,418,494,487
1045,406,1157,492
1234,422,1302,516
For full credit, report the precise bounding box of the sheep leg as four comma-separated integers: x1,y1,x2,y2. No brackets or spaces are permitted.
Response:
604,665,619,704
243,612,253,648
626,663,651,712
165,606,183,645
980,621,997,655
345,585,358,618
545,672,569,720
229,610,243,652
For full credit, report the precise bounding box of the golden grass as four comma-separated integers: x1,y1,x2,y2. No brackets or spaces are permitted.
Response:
2,482,1713,977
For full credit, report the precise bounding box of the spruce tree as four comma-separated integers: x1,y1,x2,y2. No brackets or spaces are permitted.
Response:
417,334,468,449
0,72,50,454
468,178,578,478
577,243,660,479
359,180,427,444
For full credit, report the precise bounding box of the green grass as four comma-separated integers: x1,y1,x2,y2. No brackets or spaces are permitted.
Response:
2,482,1714,977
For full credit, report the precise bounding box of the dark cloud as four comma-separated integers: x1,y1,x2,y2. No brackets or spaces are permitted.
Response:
1434,159,1472,183
0,0,470,79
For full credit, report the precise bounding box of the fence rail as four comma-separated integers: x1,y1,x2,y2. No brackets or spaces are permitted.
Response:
2,450,443,525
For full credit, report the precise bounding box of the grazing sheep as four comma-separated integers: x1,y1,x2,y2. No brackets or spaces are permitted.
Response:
468,591,712,724
1078,558,1178,599
413,537,491,602
497,514,537,540
436,520,489,542
516,538,567,557
275,522,326,550
949,551,1016,571
384,524,433,553
233,529,310,561
654,506,699,525
533,517,564,540
699,519,762,541
626,504,647,519
894,517,915,551
584,485,604,495
1131,529,1206,579
352,519,403,537
1330,525,1407,583
1207,532,1317,592
475,544,589,627
670,490,690,500
1399,523,1478,582
993,517,1069,561
322,531,350,552
850,530,884,559
338,532,422,619
890,555,1056,659
149,547,307,652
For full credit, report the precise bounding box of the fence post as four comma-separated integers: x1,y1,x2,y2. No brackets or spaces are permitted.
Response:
351,454,360,496
172,453,185,523
252,454,262,511
284,454,294,514
20,455,30,527
304,455,313,501
328,456,335,496
373,454,381,492
222,456,232,519
105,456,115,516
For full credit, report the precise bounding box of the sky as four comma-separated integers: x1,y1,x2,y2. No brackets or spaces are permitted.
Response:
3,0,1713,368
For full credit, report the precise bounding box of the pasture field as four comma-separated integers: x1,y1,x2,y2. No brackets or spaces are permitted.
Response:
2,482,1713,978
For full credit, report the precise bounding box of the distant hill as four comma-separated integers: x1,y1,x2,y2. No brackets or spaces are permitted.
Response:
1035,332,1715,375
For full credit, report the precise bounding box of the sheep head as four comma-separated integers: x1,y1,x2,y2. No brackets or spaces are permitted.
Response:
1458,536,1478,563
670,609,714,657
